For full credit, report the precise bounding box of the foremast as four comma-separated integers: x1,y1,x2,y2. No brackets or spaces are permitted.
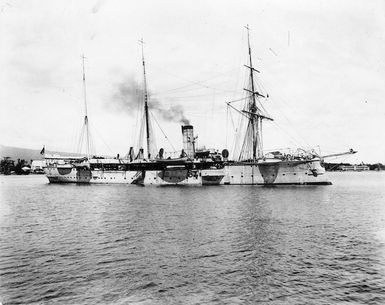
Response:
139,39,156,160
239,25,273,162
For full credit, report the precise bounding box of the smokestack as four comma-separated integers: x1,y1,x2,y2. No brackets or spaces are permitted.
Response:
181,125,195,159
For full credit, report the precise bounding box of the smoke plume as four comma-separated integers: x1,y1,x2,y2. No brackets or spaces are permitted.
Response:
110,77,190,125
151,102,190,125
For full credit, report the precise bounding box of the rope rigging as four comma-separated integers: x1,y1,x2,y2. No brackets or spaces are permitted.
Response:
150,110,176,152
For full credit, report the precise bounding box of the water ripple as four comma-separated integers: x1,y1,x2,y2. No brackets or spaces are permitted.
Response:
1,173,385,304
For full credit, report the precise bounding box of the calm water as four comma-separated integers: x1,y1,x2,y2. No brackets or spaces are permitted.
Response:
1,172,385,304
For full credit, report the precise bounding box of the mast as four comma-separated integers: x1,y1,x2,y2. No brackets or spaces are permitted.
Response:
240,25,272,161
140,39,151,159
81,54,91,159
246,25,258,160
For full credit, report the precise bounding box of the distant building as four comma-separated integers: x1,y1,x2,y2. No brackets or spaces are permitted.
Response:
31,160,46,174
339,164,369,171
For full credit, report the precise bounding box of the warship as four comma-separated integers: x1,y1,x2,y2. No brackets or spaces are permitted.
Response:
44,28,355,185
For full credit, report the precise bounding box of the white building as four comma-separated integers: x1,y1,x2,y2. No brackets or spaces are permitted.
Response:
31,160,46,173
339,164,369,171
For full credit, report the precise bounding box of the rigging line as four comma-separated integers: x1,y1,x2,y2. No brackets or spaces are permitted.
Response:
229,106,237,132
270,120,301,146
253,80,276,118
232,103,246,159
88,121,115,155
149,110,177,152
230,95,271,117
326,153,356,170
259,78,311,147
88,129,96,156
150,61,240,81
268,96,311,148
149,64,240,93
231,33,245,102
226,100,239,148
226,105,229,148
133,85,144,147
153,82,211,95
256,77,309,146
254,97,272,120
211,89,215,120
258,79,270,97
69,121,79,155
132,88,142,145
270,121,305,148
153,85,215,96
322,149,348,154
153,77,240,96
77,123,85,155
263,147,291,152
154,92,226,100
137,111,145,149
227,95,253,104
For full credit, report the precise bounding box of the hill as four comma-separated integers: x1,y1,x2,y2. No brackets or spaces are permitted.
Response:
0,145,83,163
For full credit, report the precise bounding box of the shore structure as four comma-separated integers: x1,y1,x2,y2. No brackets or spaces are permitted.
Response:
44,28,356,185
338,164,369,171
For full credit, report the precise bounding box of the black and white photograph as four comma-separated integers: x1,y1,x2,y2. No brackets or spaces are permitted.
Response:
1,0,385,304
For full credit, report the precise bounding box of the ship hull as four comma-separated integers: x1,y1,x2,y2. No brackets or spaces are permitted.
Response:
44,167,144,184
44,159,331,185
222,160,331,185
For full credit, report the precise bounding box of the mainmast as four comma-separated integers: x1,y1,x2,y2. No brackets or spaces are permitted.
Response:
246,25,258,160
140,39,151,159
240,25,273,161
81,54,91,159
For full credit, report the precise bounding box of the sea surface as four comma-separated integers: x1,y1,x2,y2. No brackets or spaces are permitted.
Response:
0,172,385,305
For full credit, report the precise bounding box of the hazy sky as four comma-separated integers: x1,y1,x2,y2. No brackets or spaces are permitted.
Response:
1,0,384,163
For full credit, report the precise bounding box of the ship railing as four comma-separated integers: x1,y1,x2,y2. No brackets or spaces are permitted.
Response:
160,150,184,159
264,147,320,161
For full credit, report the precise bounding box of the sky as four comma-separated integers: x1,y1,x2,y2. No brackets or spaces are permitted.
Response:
1,0,385,163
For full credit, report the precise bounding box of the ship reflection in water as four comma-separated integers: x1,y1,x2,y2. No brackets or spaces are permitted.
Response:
1,172,385,304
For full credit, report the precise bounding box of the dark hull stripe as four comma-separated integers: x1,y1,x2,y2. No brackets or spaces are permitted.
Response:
259,182,332,186
47,179,332,186
224,181,332,186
